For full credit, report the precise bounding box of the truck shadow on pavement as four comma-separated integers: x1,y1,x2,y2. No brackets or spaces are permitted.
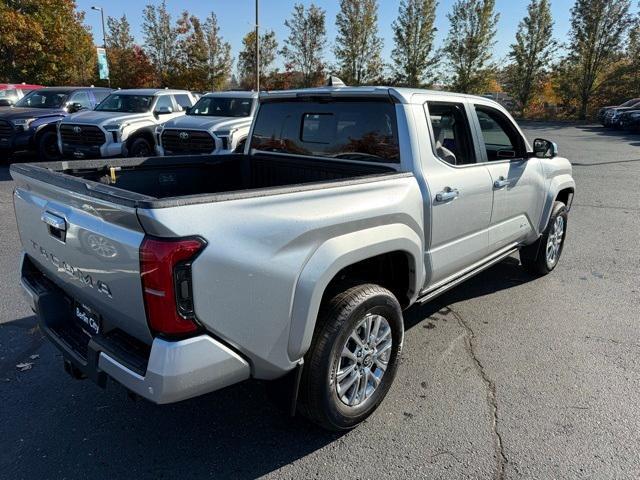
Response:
1,257,534,479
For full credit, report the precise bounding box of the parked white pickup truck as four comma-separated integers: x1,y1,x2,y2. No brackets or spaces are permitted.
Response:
58,89,196,159
12,86,574,431
156,91,257,156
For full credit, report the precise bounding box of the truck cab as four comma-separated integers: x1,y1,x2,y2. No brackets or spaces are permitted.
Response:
156,91,257,156
0,87,111,161
58,89,196,159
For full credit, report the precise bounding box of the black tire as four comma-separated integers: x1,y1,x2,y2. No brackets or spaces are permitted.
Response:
37,131,61,161
297,283,404,431
520,201,568,275
128,137,153,158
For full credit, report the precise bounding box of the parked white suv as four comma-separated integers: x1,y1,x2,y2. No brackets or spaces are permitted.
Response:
58,89,196,159
156,91,257,156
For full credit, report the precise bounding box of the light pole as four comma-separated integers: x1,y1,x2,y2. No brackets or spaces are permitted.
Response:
91,5,111,88
255,0,259,92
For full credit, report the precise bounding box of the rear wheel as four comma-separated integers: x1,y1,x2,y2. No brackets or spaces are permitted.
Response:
297,283,403,431
38,131,61,161
128,137,153,158
520,201,568,275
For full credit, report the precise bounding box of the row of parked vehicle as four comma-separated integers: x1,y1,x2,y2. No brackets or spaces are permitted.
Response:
0,85,258,162
598,97,640,131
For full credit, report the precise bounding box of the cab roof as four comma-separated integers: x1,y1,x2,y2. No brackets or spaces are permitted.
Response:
202,91,258,99
259,86,501,107
114,88,191,96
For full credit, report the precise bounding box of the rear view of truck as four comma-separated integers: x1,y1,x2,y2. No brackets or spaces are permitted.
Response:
11,87,422,430
13,169,251,403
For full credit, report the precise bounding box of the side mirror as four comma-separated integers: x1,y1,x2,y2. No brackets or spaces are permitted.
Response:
67,102,84,113
184,106,192,114
155,105,173,115
533,138,558,159
0,98,13,107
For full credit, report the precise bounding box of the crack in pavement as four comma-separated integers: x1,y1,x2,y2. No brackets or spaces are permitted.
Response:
445,306,507,480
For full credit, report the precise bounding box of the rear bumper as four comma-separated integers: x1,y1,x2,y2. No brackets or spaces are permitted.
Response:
20,253,250,403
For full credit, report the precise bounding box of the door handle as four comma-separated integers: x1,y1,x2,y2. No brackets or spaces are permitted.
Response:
41,211,66,231
493,177,510,189
435,188,459,202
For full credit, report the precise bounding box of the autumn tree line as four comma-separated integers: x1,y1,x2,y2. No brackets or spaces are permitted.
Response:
1,0,639,119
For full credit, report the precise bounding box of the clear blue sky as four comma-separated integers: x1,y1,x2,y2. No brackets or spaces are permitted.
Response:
77,0,637,71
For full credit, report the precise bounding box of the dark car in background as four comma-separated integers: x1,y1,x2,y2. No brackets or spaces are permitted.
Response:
600,98,640,127
619,109,640,132
0,83,43,107
0,86,111,161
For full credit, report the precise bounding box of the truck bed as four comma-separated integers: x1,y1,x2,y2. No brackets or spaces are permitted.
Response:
11,154,398,209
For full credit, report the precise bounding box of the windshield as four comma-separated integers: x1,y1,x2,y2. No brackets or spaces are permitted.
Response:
96,94,154,113
189,97,253,117
620,98,640,107
14,90,68,109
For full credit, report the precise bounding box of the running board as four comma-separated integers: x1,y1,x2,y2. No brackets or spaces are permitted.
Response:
416,245,519,304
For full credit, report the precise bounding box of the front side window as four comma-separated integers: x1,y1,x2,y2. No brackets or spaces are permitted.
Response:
426,102,476,166
93,90,111,105
14,90,68,109
174,94,193,109
189,97,254,117
95,94,154,113
474,105,526,161
251,100,400,163
154,95,174,111
69,91,91,109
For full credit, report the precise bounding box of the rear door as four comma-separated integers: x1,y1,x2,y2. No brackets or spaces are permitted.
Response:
471,104,544,250
422,100,494,285
12,168,153,344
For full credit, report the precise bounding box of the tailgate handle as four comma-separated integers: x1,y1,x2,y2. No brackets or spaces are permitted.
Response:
42,211,67,241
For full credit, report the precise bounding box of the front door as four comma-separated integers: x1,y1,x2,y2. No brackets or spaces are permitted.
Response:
472,104,545,251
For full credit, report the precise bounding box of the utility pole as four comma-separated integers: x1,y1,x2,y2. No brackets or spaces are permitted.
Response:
91,6,111,88
255,0,260,92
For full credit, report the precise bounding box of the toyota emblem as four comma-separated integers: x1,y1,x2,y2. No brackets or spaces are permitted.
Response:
73,126,82,134
179,131,189,140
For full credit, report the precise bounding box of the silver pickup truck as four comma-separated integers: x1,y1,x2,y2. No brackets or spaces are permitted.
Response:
11,86,575,431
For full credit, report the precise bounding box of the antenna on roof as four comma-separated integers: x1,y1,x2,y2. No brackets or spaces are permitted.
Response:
326,76,346,87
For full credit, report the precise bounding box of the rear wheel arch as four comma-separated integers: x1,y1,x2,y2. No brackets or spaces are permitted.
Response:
287,225,423,362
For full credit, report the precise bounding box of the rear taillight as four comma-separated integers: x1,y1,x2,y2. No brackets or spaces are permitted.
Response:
140,236,206,337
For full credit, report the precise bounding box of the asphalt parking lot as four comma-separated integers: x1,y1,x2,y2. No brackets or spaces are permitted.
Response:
1,122,639,479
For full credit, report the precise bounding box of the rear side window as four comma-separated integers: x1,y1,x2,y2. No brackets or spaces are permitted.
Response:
174,94,193,109
426,102,476,166
251,100,400,163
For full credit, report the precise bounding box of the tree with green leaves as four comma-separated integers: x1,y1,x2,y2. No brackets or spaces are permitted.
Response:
203,12,233,91
443,0,499,93
565,0,632,119
505,0,556,115
238,30,278,89
142,0,179,86
281,3,327,87
391,0,439,87
106,15,154,88
334,0,384,85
